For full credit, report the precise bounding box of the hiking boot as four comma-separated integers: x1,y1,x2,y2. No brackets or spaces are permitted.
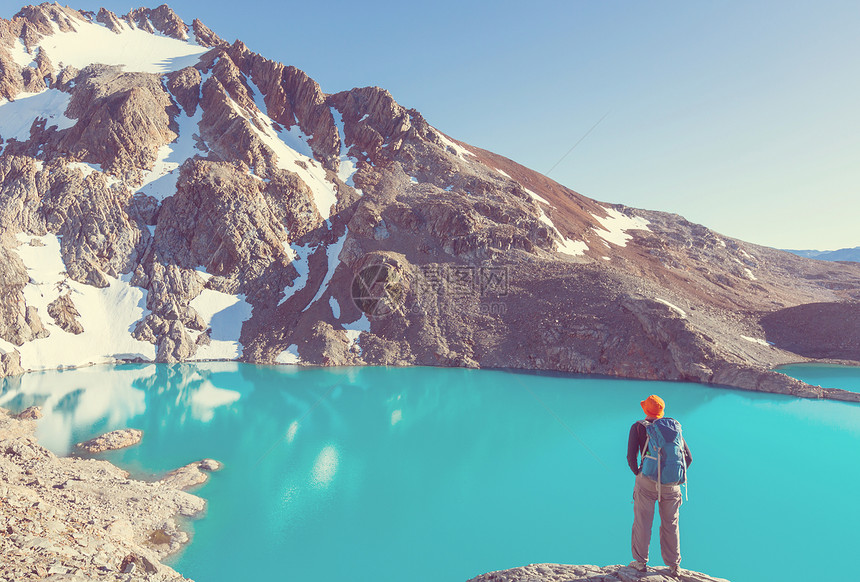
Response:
668,564,682,578
627,560,647,572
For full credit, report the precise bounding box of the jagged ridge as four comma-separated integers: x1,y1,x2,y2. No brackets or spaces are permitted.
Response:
0,3,857,402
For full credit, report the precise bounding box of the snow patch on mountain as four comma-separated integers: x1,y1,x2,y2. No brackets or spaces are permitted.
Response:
434,128,476,159
592,206,651,247
303,229,348,312
556,237,589,256
34,12,208,74
9,233,155,370
246,77,316,161
655,298,687,318
342,313,370,354
524,187,552,207
9,38,37,68
536,209,587,256
275,344,301,364
65,161,96,178
0,90,76,144
226,88,338,220
65,161,123,187
137,106,204,201
279,243,314,307
331,107,362,195
741,335,771,347
188,281,253,361
343,313,370,334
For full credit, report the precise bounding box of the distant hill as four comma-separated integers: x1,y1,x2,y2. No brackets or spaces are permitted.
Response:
785,247,860,262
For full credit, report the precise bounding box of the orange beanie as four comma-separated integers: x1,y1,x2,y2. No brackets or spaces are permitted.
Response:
641,394,665,419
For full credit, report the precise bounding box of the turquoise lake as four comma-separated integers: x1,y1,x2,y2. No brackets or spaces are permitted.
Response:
1,363,858,582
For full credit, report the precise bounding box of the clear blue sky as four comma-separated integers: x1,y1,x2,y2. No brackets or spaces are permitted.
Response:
4,0,858,250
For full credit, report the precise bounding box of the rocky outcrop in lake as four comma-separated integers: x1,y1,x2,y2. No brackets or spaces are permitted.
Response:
76,428,143,453
0,3,857,402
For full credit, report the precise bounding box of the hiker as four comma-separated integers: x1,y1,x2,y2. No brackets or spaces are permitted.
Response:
627,394,692,577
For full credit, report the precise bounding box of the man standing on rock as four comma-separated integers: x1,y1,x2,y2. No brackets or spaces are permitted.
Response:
627,394,692,577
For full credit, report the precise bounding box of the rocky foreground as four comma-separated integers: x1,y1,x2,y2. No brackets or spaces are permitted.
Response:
0,408,219,582
469,563,729,582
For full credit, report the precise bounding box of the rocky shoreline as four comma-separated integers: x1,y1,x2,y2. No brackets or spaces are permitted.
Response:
0,407,219,582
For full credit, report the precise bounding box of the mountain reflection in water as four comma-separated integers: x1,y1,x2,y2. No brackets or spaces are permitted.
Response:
1,362,858,582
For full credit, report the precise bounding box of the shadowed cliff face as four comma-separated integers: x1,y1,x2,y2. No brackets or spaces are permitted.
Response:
760,302,860,360
0,3,859,398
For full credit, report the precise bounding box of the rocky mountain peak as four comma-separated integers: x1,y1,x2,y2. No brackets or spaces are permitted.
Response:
191,17,226,48
126,4,188,39
0,3,857,399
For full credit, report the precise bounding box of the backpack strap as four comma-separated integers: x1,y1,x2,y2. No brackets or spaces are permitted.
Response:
681,436,689,502
640,420,662,500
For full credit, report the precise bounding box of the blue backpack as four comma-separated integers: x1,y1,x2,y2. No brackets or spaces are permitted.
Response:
640,418,687,492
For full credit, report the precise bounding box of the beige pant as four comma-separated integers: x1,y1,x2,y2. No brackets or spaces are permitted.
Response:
631,472,683,567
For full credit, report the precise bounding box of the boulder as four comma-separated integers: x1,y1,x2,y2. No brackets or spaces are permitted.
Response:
47,292,84,334
76,428,143,453
157,458,223,490
16,406,42,420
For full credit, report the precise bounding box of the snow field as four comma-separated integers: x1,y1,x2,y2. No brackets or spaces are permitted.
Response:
11,233,156,370
0,90,76,144
524,187,552,207
188,267,253,361
10,38,37,68
35,11,208,74
592,206,651,247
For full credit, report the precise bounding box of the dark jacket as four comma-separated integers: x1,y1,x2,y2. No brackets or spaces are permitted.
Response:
627,418,692,475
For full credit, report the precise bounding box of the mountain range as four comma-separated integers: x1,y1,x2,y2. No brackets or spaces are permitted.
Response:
0,4,858,400
785,247,860,263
